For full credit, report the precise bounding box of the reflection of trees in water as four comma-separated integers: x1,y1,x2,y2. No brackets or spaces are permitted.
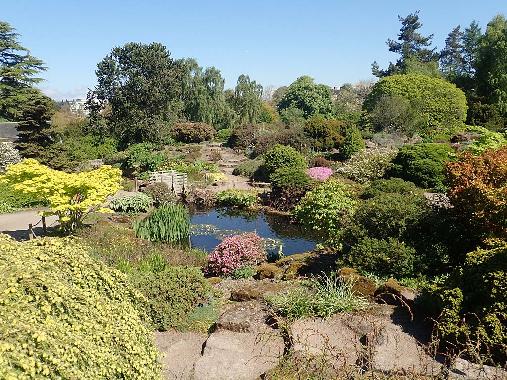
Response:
264,213,319,241
217,207,260,221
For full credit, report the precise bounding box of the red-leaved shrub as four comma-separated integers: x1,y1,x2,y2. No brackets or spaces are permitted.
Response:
205,233,265,276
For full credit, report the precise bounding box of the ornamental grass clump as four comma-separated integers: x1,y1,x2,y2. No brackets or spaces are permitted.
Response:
307,166,333,181
134,203,190,243
0,235,161,379
205,233,265,276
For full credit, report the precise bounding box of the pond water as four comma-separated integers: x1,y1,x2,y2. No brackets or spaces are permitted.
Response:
190,208,319,256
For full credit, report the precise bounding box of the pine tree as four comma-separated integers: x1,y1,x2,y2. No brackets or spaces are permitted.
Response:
440,26,465,81
0,21,46,120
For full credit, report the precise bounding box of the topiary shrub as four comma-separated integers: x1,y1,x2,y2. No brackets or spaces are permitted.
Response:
344,237,416,277
269,166,313,211
390,143,454,190
0,235,161,379
363,74,468,136
423,242,507,364
362,178,420,199
216,189,258,209
171,122,215,143
110,193,153,213
205,233,266,276
134,203,190,243
335,148,397,183
142,182,176,206
293,179,357,238
264,144,307,175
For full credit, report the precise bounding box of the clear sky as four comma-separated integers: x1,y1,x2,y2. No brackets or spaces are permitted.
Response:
3,0,506,100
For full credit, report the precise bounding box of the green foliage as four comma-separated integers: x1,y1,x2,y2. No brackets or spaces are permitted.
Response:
424,243,507,364
338,123,365,159
230,74,263,124
231,265,257,279
269,166,313,211
0,180,45,213
134,203,190,243
127,261,215,331
304,115,343,151
293,179,357,237
0,236,161,379
462,126,507,155
0,21,46,120
215,128,232,141
336,148,397,184
277,76,333,118
364,74,468,136
88,42,181,146
232,158,263,179
266,274,369,321
123,143,166,176
142,182,176,206
345,237,417,277
216,189,258,208
264,144,307,175
171,122,215,143
390,143,454,190
362,178,421,199
110,193,153,214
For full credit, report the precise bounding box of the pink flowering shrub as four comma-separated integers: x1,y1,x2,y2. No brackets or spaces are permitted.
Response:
307,166,333,181
205,233,265,276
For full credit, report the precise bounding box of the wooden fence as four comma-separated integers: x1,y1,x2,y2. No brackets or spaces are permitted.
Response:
149,170,188,195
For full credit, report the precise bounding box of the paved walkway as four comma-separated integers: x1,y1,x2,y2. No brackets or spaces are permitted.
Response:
0,209,58,240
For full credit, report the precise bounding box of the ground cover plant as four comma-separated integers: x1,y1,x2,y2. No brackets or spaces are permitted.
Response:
110,193,153,213
0,235,161,379
216,189,258,208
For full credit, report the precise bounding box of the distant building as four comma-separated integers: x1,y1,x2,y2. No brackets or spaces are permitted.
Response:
68,99,88,116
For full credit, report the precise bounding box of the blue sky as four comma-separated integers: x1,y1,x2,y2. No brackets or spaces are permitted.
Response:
3,0,506,100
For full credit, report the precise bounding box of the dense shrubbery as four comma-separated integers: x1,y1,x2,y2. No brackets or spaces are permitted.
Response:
345,237,416,277
460,126,507,155
269,166,313,211
293,179,357,238
216,189,258,208
338,123,365,159
205,233,265,276
304,115,343,151
390,143,453,190
134,203,190,243
364,74,468,136
0,236,161,379
264,144,306,175
446,147,507,240
123,143,166,176
232,158,264,179
171,122,215,143
335,148,397,183
361,178,421,199
141,182,176,206
424,243,506,364
0,181,46,213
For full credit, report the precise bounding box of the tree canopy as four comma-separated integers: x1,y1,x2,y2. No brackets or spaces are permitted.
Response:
277,76,333,118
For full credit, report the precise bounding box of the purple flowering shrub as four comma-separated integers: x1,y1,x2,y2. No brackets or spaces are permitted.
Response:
307,166,333,181
205,233,266,276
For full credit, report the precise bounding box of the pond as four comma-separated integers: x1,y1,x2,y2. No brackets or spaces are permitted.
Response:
190,208,319,256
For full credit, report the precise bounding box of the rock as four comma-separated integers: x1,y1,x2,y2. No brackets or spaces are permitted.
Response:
216,301,275,332
154,330,207,380
374,278,417,306
207,276,222,285
229,280,286,302
193,330,284,380
230,286,262,302
338,267,378,299
256,263,282,280
449,358,507,379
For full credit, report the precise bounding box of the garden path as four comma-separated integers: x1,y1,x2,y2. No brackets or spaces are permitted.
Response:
0,209,58,240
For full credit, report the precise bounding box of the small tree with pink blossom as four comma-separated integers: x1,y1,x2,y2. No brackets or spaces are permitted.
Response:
205,233,266,276
307,166,333,181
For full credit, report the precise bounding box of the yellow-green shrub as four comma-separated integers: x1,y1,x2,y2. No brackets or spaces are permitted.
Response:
0,159,121,232
0,235,161,379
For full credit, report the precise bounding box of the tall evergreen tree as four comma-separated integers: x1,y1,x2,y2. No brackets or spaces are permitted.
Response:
440,26,465,81
230,74,263,124
372,12,439,77
462,21,482,78
0,21,46,120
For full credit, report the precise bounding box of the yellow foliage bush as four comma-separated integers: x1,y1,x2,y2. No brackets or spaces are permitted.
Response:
0,159,121,231
0,235,161,379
